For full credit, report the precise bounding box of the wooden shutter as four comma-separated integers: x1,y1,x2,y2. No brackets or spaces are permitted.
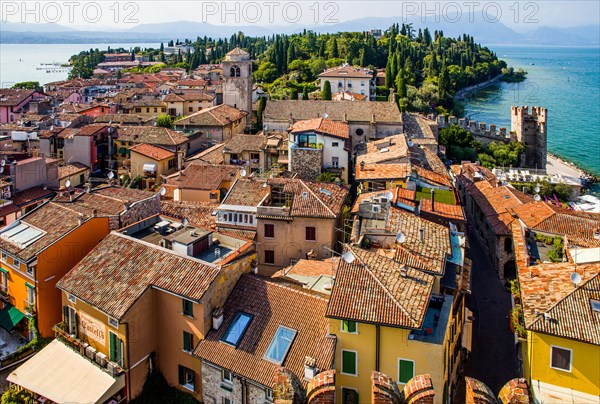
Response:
399,359,414,383
178,365,185,385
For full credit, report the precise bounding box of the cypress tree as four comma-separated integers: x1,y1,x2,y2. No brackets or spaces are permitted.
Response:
302,85,309,100
322,80,332,100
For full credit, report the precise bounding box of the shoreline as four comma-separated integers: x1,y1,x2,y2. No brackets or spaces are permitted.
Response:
546,152,599,181
454,74,502,100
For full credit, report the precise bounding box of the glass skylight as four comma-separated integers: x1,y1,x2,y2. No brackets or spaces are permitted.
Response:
264,325,297,364
221,312,253,347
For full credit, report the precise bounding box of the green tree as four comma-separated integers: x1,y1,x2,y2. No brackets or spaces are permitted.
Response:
156,114,173,128
12,81,41,91
554,183,574,201
302,85,309,100
439,125,475,148
256,97,267,128
322,80,332,100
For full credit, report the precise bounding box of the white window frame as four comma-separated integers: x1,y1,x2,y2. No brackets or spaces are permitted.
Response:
222,398,231,404
1,252,7,263
341,349,358,376
13,259,21,269
26,264,35,276
1,271,7,292
340,320,358,334
108,316,118,328
265,388,273,401
397,357,415,385
67,294,77,304
182,368,195,391
27,286,35,305
550,345,572,372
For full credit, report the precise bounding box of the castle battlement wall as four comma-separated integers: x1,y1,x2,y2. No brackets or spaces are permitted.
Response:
435,105,548,169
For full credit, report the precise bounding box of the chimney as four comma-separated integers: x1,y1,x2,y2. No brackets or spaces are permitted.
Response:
419,228,425,242
304,356,318,380
212,307,224,330
360,161,365,172
430,189,435,212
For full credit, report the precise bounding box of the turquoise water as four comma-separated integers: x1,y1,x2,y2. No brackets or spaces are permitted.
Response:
462,46,600,176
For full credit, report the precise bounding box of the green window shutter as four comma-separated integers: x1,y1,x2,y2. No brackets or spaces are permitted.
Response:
183,331,193,351
0,267,7,274
399,359,414,384
25,282,35,289
342,320,356,333
342,351,356,375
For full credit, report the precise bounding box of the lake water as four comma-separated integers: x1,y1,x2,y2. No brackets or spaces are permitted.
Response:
462,45,600,176
0,43,160,86
1,43,598,176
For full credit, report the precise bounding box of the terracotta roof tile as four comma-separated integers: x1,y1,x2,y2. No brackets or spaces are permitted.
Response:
222,179,268,206
130,143,175,161
117,126,188,147
326,246,435,328
357,135,409,164
160,200,218,230
356,163,411,181
264,100,402,124
174,104,247,127
194,274,335,387
58,163,89,180
290,118,349,140
187,143,225,165
165,164,239,191
223,134,267,153
57,232,220,319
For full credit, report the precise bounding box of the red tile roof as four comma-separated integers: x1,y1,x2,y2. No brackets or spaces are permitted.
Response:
356,163,411,181
222,179,268,207
326,246,435,328
290,118,350,140
194,274,335,387
165,164,239,191
130,143,175,161
57,232,220,319
160,200,218,230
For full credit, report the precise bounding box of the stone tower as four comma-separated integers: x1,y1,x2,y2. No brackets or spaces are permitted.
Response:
222,47,253,127
511,106,547,169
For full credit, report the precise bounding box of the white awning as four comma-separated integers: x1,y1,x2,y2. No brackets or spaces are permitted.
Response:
8,339,125,404
143,163,158,173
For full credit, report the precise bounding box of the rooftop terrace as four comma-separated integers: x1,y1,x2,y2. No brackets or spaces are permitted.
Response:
409,295,452,345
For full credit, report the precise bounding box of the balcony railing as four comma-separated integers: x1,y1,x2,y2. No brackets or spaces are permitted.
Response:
53,323,125,376
24,300,35,316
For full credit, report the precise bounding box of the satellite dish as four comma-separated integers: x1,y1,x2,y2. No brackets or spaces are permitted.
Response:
396,232,406,244
0,160,5,167
342,250,355,264
407,138,414,147
65,179,71,188
570,271,582,287
182,218,189,227
107,171,115,180
240,169,247,177
159,187,166,196
534,194,541,201
322,113,328,119
534,185,541,193
385,190,394,202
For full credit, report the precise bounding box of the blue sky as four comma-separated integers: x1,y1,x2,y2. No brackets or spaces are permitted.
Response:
2,1,599,31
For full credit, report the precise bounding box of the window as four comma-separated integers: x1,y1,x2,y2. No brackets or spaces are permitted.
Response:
355,128,364,137
341,350,357,375
189,107,193,112
79,174,85,183
264,250,275,265
251,153,260,161
108,316,118,328
591,299,600,313
67,293,76,304
178,365,195,391
183,331,194,352
266,388,273,401
1,252,6,262
168,159,176,169
398,359,414,384
295,134,317,148
264,326,297,364
0,270,7,293
109,331,124,366
26,263,35,276
341,320,357,333
305,226,316,241
361,81,365,87
550,346,572,372
332,142,339,147
221,369,233,390
221,312,253,347
222,398,231,404
264,224,275,238
154,108,158,113
26,284,35,305
342,388,359,404
63,305,77,336
332,156,339,168
146,108,150,113
13,259,21,269
182,299,193,317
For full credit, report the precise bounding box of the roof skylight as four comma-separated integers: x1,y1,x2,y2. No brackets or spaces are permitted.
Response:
221,312,253,347
264,325,297,364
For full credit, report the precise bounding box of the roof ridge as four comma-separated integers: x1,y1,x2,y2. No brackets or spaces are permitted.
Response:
302,181,336,217
528,270,600,329
353,248,420,328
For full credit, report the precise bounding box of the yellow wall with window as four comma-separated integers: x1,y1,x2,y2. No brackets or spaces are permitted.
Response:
523,331,600,398
331,319,447,404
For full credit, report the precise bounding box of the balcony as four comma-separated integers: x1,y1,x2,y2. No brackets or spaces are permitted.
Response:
257,205,291,218
53,323,125,377
24,300,35,316
0,286,8,302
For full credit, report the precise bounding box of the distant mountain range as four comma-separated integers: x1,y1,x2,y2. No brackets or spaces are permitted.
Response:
1,17,598,46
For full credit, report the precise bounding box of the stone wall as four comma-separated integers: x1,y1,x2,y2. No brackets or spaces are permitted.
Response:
201,361,270,404
289,147,323,181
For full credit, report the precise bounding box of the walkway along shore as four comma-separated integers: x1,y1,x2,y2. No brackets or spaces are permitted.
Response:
454,74,502,100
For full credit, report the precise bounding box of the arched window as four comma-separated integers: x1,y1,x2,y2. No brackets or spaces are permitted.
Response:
230,65,241,77
356,128,364,137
